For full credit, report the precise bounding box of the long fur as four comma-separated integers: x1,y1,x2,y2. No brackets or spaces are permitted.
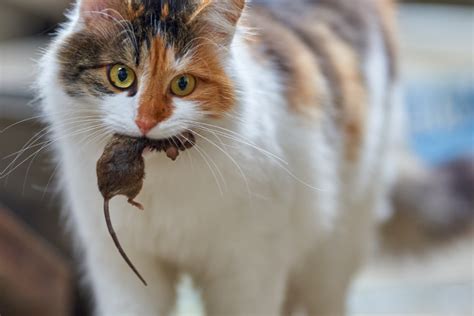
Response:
38,0,402,315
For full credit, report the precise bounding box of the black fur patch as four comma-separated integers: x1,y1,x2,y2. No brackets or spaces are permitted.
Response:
57,0,204,98
57,30,132,97
132,0,198,55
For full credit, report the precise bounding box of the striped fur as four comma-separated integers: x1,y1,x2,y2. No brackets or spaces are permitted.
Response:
248,0,396,160
39,0,399,314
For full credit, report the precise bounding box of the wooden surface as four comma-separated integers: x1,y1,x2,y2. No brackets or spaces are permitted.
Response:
0,207,73,316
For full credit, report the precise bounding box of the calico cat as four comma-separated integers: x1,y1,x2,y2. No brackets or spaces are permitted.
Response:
38,0,400,314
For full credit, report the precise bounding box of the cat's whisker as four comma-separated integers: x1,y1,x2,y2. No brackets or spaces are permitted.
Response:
19,124,102,195
0,110,103,134
19,115,103,192
184,121,266,154
181,127,230,192
191,142,226,196
1,125,106,179
206,128,227,149
176,136,196,174
5,125,53,161
1,114,51,134
223,111,249,125
82,127,114,149
94,128,115,147
3,123,104,172
3,118,105,160
183,120,288,165
181,127,228,193
39,127,111,199
38,124,110,199
183,123,324,192
76,125,109,149
188,128,251,197
178,128,226,196
41,163,60,200
22,150,41,196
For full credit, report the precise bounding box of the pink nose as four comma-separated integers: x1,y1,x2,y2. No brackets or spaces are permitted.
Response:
135,118,158,135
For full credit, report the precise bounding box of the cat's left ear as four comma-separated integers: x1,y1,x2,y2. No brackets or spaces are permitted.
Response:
188,0,246,46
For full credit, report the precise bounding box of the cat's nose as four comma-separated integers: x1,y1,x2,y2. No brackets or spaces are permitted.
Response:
135,117,158,135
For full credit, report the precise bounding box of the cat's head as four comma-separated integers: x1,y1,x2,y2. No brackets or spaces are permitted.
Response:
55,0,245,139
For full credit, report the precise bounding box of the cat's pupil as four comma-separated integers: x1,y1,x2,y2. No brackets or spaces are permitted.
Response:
118,68,128,82
178,77,188,91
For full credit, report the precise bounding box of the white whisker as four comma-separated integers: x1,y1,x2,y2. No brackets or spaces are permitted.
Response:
178,128,226,196
189,128,251,197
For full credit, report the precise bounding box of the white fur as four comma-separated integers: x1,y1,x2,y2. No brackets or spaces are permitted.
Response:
38,5,397,316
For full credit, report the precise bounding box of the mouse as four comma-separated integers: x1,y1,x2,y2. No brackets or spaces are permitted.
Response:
96,132,196,286
97,135,148,285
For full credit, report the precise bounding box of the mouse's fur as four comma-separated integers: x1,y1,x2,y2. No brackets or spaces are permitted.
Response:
97,135,146,205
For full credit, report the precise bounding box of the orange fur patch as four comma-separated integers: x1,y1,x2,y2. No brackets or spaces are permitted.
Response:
136,35,235,125
247,10,326,118
281,14,367,160
137,37,175,126
182,41,236,117
313,24,367,161
247,6,366,160
187,0,212,24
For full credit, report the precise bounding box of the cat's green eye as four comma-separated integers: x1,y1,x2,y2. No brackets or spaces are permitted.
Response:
108,64,136,90
170,74,196,97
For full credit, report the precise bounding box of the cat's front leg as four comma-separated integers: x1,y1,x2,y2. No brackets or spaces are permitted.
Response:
83,238,178,316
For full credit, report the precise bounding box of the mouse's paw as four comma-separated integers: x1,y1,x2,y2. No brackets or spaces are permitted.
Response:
128,199,144,211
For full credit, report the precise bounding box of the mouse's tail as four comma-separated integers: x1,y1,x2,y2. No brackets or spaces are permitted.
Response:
103,199,148,286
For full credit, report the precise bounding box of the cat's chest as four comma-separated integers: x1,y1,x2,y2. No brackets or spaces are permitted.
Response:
131,149,295,259
60,131,311,265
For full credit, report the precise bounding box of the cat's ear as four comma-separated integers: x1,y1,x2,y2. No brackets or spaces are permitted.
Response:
80,0,113,13
188,0,246,46
78,0,125,22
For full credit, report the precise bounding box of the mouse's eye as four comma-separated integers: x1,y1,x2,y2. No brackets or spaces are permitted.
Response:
170,74,196,97
107,64,136,90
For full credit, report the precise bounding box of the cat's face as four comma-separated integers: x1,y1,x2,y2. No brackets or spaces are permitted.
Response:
56,0,244,139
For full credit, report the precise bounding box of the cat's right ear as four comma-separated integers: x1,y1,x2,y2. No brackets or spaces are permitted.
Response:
78,0,125,23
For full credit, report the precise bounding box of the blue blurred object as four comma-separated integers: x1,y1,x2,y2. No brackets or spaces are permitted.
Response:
405,76,474,166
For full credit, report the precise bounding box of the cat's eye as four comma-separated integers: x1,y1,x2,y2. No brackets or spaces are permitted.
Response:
170,74,196,97
108,64,136,90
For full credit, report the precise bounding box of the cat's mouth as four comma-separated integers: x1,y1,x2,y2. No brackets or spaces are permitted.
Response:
142,131,196,161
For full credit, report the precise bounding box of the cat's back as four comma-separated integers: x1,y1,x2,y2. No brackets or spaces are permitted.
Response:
251,0,388,54
246,0,397,89
245,0,398,159
249,0,396,52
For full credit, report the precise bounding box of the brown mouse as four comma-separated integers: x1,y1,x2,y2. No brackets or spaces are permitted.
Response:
96,132,196,286
97,135,148,285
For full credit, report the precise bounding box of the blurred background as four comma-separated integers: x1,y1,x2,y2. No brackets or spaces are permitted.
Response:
0,0,472,315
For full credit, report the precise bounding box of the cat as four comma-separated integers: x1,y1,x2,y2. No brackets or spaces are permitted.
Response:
38,0,401,315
